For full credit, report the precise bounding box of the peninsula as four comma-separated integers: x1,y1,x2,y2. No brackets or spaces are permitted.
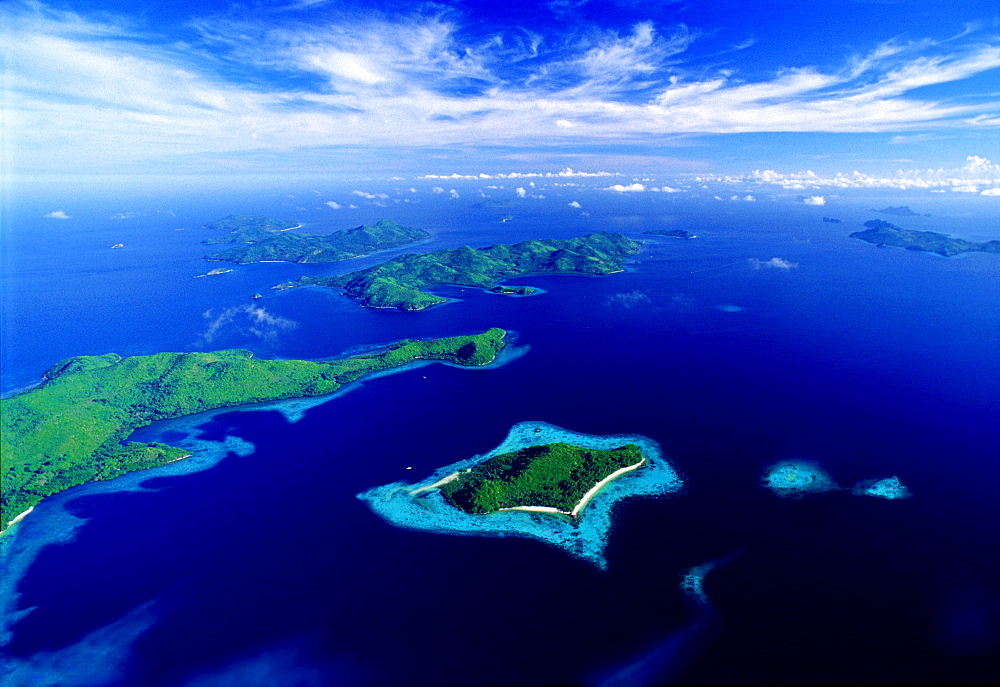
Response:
643,229,696,239
274,232,642,310
205,219,431,264
438,442,645,517
358,422,683,568
850,220,1000,257
202,215,300,244
0,328,507,529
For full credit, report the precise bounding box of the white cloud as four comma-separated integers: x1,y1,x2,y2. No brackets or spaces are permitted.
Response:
110,211,144,220
352,190,388,199
516,187,527,198
803,196,826,206
750,257,799,270
44,210,70,219
431,186,445,194
952,185,978,193
449,189,459,199
200,305,298,345
568,200,582,208
981,188,1000,196
604,183,646,192
324,201,342,209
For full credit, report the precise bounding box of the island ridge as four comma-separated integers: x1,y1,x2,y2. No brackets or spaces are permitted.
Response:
0,329,507,529
850,219,1000,256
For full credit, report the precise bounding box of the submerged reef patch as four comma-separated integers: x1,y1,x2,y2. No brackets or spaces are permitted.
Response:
762,460,838,497
853,476,911,500
357,421,683,569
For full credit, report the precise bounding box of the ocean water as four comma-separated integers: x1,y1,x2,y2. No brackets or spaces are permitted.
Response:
2,181,999,685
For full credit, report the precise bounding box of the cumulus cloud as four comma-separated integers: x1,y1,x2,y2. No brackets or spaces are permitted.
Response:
418,168,616,180
324,201,342,209
604,183,646,192
981,188,1000,196
607,290,652,308
200,305,298,345
749,257,799,270
431,186,445,194
448,188,459,199
352,190,388,200
515,187,527,198
952,185,978,193
568,200,582,208
803,195,826,206
43,210,70,219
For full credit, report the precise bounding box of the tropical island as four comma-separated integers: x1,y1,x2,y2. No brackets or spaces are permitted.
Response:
204,218,431,264
437,442,645,516
273,232,642,310
0,328,508,530
850,220,1000,256
202,215,301,244
358,421,683,568
643,229,696,239
870,206,928,217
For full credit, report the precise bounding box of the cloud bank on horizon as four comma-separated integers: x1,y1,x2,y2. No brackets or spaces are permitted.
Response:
2,0,998,179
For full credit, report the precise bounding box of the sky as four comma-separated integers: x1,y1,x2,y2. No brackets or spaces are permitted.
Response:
2,0,999,186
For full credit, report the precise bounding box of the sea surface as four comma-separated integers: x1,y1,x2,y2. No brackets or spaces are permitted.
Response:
2,180,999,684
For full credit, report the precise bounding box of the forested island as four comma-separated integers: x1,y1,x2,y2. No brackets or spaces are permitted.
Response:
204,219,431,264
437,442,645,517
274,232,642,310
850,220,1000,256
202,215,301,244
643,229,696,238
0,329,507,529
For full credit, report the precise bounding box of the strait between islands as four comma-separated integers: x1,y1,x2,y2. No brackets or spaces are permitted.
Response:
0,329,508,532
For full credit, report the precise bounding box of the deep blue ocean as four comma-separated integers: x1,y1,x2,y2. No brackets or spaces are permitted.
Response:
2,179,999,685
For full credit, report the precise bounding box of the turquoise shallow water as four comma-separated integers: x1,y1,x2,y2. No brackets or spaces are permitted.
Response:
2,184,999,684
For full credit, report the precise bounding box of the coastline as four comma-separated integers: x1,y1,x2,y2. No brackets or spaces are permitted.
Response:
0,507,34,538
410,471,461,495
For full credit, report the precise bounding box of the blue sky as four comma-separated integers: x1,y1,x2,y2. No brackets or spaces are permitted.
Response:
3,0,999,186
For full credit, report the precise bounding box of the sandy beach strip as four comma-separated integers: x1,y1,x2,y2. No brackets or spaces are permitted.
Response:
571,457,646,517
497,505,572,516
410,471,461,495
0,506,34,537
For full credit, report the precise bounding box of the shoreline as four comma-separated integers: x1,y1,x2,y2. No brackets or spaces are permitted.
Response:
0,506,34,538
410,471,461,495
497,455,648,519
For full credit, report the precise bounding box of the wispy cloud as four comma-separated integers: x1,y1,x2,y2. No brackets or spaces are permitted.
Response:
324,201,342,209
200,305,298,345
4,2,999,175
749,257,798,270
43,210,70,219
802,195,826,206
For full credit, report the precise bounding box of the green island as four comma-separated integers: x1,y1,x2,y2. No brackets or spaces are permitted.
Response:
850,219,1000,257
204,219,431,264
0,328,507,529
202,215,301,244
643,229,696,239
437,442,645,517
274,231,642,310
195,267,233,278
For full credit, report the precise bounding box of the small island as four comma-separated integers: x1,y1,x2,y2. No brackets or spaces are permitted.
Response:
822,217,841,224
850,220,1000,257
1,329,508,530
870,206,929,217
273,232,642,310
110,243,124,249
195,267,233,278
358,422,682,568
205,219,431,265
643,229,696,239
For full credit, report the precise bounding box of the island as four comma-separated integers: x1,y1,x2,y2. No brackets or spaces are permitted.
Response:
0,329,508,531
202,215,301,244
850,220,1000,257
110,243,124,249
870,206,929,217
357,421,683,568
822,217,841,224
643,229,696,239
273,232,642,310
204,219,431,265
194,267,232,278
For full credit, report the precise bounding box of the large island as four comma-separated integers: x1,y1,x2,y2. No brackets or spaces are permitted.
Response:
205,218,431,264
850,220,1000,257
358,421,682,568
0,329,507,530
274,232,642,310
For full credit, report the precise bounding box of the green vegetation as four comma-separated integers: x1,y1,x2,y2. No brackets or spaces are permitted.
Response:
643,229,696,238
850,220,1000,257
0,328,507,527
274,232,642,310
202,215,301,244
205,219,431,264
438,442,644,515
